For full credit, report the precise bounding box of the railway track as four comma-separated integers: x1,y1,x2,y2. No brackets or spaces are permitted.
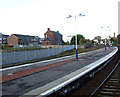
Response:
91,60,120,97
68,48,120,97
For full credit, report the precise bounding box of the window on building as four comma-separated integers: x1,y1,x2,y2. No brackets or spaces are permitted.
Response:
3,38,6,40
3,41,6,43
46,35,48,38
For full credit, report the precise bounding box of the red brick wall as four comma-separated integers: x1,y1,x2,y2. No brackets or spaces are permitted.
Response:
44,28,54,40
7,35,18,46
42,41,53,45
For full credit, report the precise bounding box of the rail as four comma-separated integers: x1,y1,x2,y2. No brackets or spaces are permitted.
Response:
90,59,120,97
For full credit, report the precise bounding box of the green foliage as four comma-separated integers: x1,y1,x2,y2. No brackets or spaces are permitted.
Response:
79,38,86,45
70,34,85,45
2,44,13,49
92,40,95,44
98,39,101,43
85,39,92,44
64,41,70,45
70,34,93,45
110,37,117,46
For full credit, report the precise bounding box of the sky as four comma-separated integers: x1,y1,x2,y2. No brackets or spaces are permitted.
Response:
0,0,119,42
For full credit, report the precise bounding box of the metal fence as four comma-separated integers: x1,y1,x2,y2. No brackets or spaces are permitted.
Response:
2,45,74,66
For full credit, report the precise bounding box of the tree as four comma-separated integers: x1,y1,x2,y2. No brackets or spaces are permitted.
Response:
110,37,117,46
79,38,86,45
64,41,70,45
94,36,101,44
70,34,85,45
92,40,95,44
86,39,92,44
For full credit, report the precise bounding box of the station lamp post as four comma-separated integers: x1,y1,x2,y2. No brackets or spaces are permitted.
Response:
105,37,107,51
101,26,111,51
67,13,85,59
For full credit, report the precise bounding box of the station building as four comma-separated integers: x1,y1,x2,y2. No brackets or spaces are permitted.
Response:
42,28,64,45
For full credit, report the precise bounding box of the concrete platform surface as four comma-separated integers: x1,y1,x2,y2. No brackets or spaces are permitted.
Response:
2,47,116,96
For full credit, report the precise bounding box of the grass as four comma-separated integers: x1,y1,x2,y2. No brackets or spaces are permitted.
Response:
2,45,104,68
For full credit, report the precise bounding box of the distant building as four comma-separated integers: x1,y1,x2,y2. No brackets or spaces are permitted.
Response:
39,38,44,44
114,32,115,38
117,34,120,46
7,34,40,46
42,28,64,45
0,33,9,44
42,37,54,45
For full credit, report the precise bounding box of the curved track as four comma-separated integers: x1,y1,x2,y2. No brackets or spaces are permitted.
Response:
68,48,120,97
92,60,120,97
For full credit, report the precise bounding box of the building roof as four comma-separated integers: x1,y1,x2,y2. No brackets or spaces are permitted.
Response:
50,31,62,36
2,34,9,38
12,34,39,39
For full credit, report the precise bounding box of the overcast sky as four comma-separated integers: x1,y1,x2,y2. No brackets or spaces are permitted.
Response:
0,0,119,41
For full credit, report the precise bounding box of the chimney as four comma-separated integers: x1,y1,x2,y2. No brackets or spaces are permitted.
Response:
114,32,115,38
48,28,50,31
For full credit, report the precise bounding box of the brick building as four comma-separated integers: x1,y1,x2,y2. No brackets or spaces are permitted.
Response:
117,34,120,46
42,28,64,45
7,34,40,46
42,37,54,45
0,33,9,44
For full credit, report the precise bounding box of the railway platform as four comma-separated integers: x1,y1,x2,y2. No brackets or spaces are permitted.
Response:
1,47,118,97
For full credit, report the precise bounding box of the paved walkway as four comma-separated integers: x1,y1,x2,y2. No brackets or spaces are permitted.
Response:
1,55,90,82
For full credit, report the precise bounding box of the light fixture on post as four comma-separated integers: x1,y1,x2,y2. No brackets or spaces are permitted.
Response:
67,13,85,59
101,26,111,51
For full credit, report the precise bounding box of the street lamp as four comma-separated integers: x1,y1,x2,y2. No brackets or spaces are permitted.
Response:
101,26,111,51
67,13,85,59
108,36,111,47
105,37,107,51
